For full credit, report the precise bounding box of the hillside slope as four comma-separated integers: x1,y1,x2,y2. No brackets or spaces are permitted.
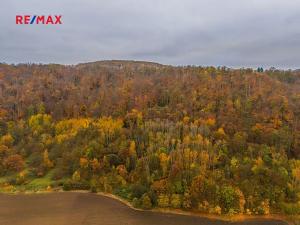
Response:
0,61,299,217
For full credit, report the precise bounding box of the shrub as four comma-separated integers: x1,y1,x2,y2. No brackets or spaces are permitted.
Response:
132,197,141,208
114,187,131,199
280,202,300,215
170,194,182,208
214,205,222,215
183,191,192,209
51,168,65,180
256,200,270,215
63,179,90,191
16,171,27,185
147,190,158,206
72,170,81,181
90,186,97,193
157,194,169,208
4,154,25,172
141,194,152,209
219,186,239,214
131,184,148,198
90,179,97,193
198,201,209,212
7,177,17,185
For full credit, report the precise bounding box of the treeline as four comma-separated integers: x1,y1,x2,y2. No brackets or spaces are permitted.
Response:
0,61,299,215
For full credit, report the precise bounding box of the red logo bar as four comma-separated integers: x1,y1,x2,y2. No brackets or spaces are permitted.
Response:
16,15,62,25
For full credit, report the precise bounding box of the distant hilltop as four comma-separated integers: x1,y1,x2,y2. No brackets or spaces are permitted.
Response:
0,60,299,72
76,60,165,69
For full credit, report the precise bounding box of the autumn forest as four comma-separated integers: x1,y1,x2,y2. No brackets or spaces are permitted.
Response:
0,60,299,216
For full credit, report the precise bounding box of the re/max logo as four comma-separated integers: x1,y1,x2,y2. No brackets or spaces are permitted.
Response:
16,15,62,25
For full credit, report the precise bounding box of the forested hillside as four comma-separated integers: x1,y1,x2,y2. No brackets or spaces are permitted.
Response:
0,61,300,215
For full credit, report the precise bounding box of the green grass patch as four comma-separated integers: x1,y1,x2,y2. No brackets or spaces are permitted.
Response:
25,170,55,191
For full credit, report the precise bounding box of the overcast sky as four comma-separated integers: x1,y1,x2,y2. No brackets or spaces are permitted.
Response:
1,0,300,68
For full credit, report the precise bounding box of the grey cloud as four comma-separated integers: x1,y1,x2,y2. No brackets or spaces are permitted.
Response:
0,0,300,68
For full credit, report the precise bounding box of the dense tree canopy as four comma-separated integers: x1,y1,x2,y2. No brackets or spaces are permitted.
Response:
0,61,299,215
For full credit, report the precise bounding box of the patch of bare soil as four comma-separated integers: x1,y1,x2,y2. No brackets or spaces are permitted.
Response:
0,193,289,225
